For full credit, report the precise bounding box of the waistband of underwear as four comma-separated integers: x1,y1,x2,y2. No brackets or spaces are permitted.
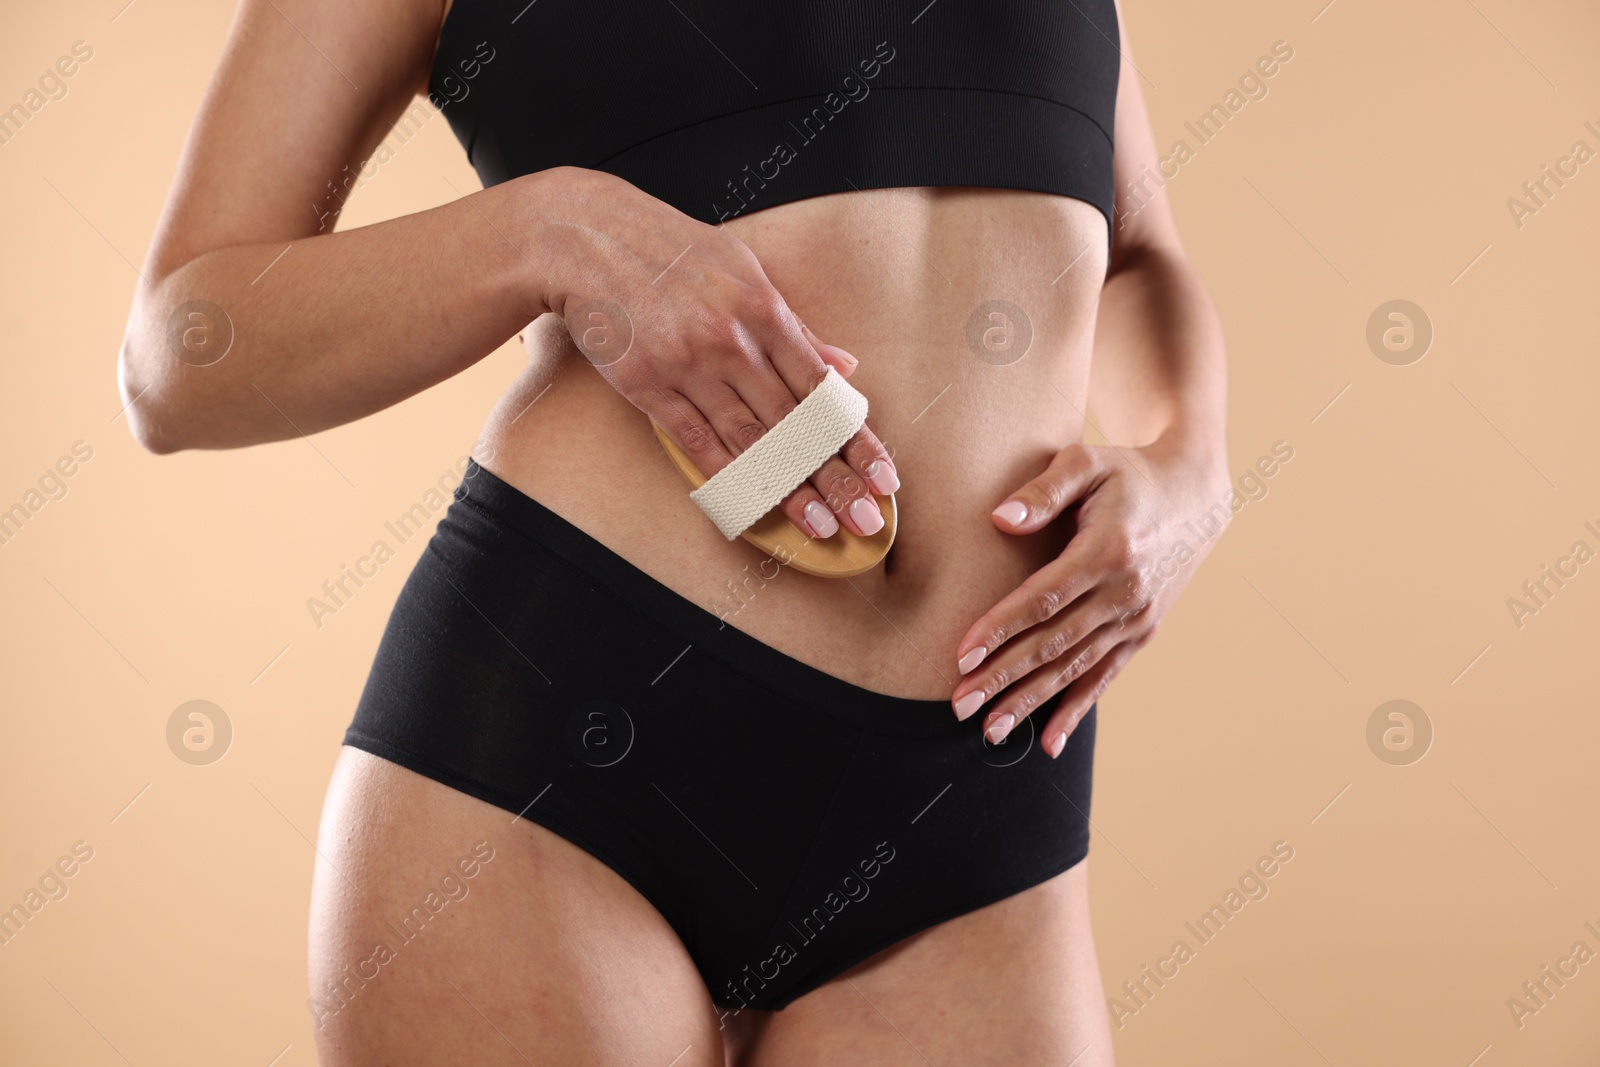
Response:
455,458,968,738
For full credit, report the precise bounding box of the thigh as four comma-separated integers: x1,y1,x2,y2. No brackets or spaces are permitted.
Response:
308,747,726,1067
742,859,1113,1067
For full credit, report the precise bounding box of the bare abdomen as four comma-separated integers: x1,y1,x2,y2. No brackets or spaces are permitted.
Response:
478,186,1107,699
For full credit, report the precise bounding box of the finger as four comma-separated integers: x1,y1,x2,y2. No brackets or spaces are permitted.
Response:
1039,639,1144,758
952,543,1101,682
799,322,859,378
713,351,883,534
838,424,899,498
990,444,1103,534
725,361,884,537
691,382,843,539
807,418,897,529
950,587,1118,720
762,309,840,393
731,334,898,536
803,454,884,537
761,306,902,508
976,623,1124,746
650,385,735,474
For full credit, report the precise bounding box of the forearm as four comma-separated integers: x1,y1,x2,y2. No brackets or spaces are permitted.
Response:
1085,242,1229,478
119,170,556,453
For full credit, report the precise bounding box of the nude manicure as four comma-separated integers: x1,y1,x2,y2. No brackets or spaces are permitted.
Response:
953,691,985,720
1048,732,1067,758
848,496,884,535
985,712,1016,745
865,460,899,495
804,500,839,538
993,500,1028,527
958,647,987,674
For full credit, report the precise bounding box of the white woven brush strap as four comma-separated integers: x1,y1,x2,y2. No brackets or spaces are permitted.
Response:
690,367,868,540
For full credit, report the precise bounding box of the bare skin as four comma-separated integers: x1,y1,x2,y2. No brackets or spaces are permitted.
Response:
120,0,1227,1062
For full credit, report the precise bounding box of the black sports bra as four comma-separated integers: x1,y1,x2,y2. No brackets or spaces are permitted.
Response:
429,1,1120,231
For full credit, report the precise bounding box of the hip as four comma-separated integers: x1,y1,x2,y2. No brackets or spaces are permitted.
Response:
344,461,1097,1006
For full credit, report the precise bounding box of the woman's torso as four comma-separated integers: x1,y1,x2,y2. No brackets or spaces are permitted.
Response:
477,187,1108,700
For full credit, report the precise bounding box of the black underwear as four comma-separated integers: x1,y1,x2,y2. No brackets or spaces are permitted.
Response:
343,461,1094,1013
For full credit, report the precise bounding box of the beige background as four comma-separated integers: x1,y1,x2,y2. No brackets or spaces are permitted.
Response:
4,0,1599,1063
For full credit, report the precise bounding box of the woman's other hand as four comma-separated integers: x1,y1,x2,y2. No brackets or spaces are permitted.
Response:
948,437,1232,756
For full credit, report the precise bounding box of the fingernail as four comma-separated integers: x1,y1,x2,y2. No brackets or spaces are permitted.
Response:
954,691,986,720
1048,732,1067,758
865,460,899,496
812,335,857,367
984,712,1016,745
993,500,1028,527
849,496,884,535
804,500,839,538
957,646,987,674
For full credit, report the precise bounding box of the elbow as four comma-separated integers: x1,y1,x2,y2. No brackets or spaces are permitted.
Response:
117,335,187,455
129,415,182,455
1106,232,1182,284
